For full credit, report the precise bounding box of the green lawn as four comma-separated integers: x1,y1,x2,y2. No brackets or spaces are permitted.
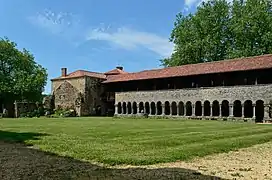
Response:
0,117,272,165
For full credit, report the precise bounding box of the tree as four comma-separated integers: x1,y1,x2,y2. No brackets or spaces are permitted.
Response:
0,37,47,105
162,0,272,67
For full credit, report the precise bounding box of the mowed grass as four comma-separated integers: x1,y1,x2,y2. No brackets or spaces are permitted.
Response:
1,117,272,165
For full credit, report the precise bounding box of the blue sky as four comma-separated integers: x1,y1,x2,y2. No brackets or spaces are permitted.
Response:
0,0,202,93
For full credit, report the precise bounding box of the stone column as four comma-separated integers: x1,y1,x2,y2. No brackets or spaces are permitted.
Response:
241,104,244,118
202,104,205,117
121,104,124,114
149,105,152,115
162,104,165,116
229,104,234,118
177,106,180,116
219,104,221,117
210,105,213,117
264,104,270,121
155,105,157,115
169,105,172,116
184,106,187,116
192,104,195,117
252,104,256,120
136,105,139,114
114,104,118,115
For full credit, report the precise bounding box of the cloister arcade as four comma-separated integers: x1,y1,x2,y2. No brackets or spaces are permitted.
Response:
115,99,271,122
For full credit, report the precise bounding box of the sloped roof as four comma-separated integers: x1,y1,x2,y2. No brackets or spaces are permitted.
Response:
52,70,106,81
103,54,272,83
104,68,128,75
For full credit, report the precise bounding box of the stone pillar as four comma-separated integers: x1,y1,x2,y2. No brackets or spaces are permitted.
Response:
241,104,244,118
202,104,205,117
126,105,129,115
121,104,124,114
210,105,213,117
155,105,157,115
177,106,180,116
184,106,187,116
264,104,270,121
219,104,221,117
114,104,118,115
136,105,139,114
169,105,172,116
229,104,234,118
252,104,256,120
149,105,152,115
192,104,195,117
162,104,165,116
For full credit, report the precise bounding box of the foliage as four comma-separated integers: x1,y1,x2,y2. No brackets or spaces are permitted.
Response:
19,107,45,118
162,0,272,66
0,37,47,103
53,109,76,117
1,117,272,165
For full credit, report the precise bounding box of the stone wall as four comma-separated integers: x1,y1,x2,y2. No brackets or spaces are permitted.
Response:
14,101,38,118
51,76,105,116
115,84,272,105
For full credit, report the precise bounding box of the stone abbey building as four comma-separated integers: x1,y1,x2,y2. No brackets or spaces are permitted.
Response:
51,54,272,122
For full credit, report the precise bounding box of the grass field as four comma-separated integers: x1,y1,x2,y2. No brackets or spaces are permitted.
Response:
1,117,272,165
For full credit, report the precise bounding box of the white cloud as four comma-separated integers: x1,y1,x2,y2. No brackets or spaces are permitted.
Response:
28,9,82,43
86,26,174,57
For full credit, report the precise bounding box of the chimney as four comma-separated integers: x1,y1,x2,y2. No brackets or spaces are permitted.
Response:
116,66,123,71
61,68,67,77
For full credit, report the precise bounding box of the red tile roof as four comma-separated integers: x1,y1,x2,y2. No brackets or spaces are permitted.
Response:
104,68,128,75
52,70,106,80
103,54,272,83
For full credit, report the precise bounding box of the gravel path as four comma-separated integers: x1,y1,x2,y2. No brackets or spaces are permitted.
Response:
127,142,272,180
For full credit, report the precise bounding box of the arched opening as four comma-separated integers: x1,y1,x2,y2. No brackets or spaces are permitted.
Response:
151,102,156,115
204,101,211,116
212,101,219,116
165,101,170,115
186,101,192,116
244,100,253,118
178,101,184,116
195,101,202,116
127,102,132,114
139,102,144,113
122,102,127,114
132,102,137,114
256,100,264,122
221,100,229,117
157,101,162,115
172,102,177,115
269,100,272,118
234,100,242,117
145,102,150,114
117,102,122,114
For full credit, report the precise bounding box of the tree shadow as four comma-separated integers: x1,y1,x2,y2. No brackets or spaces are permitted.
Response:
0,131,226,180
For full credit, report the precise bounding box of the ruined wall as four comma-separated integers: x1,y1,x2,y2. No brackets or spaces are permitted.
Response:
115,84,272,105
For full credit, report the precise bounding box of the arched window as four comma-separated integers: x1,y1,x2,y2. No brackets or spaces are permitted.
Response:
204,101,211,116
186,101,192,116
157,101,162,115
256,100,264,122
151,102,156,115
145,102,150,114
132,102,137,114
171,102,177,115
117,102,122,114
195,101,202,116
221,100,229,117
178,101,184,116
139,102,144,113
212,101,220,116
165,101,170,115
234,100,242,117
244,100,253,118
122,102,127,114
127,102,132,114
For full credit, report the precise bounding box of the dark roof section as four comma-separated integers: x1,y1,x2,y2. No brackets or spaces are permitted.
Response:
103,54,272,83
51,70,106,81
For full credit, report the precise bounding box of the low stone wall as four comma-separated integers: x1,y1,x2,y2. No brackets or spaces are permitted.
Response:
14,101,39,118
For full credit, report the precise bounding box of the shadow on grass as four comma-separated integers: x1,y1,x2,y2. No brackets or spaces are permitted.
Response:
0,131,225,180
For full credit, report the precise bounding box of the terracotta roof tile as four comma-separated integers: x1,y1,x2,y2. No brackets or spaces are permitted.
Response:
52,70,106,80
103,54,272,83
104,68,128,75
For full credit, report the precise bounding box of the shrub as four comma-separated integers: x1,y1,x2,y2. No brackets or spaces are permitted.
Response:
54,109,76,117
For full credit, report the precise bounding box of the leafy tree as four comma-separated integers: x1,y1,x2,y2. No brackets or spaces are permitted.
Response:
162,0,272,66
0,37,47,104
